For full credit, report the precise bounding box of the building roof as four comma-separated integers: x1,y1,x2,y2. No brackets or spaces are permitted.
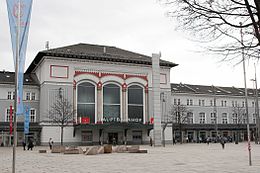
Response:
171,83,258,97
26,43,178,73
0,71,39,86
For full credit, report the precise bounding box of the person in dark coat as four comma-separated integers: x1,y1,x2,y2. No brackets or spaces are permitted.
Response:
22,140,26,150
27,139,34,150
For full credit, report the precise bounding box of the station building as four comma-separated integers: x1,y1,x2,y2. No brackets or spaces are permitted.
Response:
167,83,259,143
0,43,176,146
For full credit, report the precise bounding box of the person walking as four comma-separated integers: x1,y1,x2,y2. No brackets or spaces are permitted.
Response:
49,138,53,150
27,139,34,150
220,137,225,149
22,140,26,150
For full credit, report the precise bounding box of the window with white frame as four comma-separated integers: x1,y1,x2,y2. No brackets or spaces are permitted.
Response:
31,92,36,100
210,112,216,124
177,99,181,105
174,99,177,105
202,100,205,106
30,109,36,122
222,113,228,124
128,85,143,123
187,99,193,106
26,92,31,100
199,113,206,124
6,108,14,122
77,82,95,123
187,112,193,124
12,92,15,100
7,92,12,99
232,113,238,124
103,84,120,122
210,100,213,106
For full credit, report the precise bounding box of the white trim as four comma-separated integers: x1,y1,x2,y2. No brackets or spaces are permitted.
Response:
102,82,122,122
76,80,97,123
127,83,145,123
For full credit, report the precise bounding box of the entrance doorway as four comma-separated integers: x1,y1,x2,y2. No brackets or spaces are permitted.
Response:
108,133,118,145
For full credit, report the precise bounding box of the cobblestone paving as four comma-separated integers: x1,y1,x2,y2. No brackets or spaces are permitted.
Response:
1,142,260,173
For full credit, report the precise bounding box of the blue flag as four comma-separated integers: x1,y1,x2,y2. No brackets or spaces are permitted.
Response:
6,0,33,115
24,105,30,134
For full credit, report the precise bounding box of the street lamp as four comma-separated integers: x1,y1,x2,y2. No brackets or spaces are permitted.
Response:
250,64,260,144
240,22,252,166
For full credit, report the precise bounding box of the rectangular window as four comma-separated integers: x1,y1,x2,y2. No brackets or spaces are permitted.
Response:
210,113,216,124
232,113,238,124
252,102,255,107
7,92,12,99
202,100,205,106
224,101,227,107
210,100,213,106
187,112,193,124
187,99,189,106
199,100,201,106
82,131,93,142
242,101,245,107
177,99,181,105
221,100,224,107
174,99,177,105
222,113,228,124
199,113,205,124
232,101,234,107
30,109,36,122
26,92,31,100
12,92,15,100
190,99,193,106
31,93,36,100
6,108,14,122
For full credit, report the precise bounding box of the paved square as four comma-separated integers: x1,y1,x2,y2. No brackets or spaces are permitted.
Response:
1,142,260,173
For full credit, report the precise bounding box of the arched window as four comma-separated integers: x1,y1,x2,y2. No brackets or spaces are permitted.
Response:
128,85,143,123
103,84,120,122
77,82,95,123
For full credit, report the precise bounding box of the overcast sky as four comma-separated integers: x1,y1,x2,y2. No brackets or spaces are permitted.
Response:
0,0,259,88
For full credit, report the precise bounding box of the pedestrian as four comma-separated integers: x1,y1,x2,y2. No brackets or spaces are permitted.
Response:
27,139,34,150
49,138,53,150
150,137,153,146
22,140,26,150
206,136,210,145
220,137,225,149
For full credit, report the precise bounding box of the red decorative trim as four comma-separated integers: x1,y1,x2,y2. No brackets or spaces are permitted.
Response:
74,71,148,81
74,71,99,78
126,74,148,81
145,84,149,93
50,65,69,78
122,83,127,92
73,80,76,90
97,81,103,90
101,73,125,79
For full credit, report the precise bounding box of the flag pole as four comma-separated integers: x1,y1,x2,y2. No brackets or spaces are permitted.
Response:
12,0,21,173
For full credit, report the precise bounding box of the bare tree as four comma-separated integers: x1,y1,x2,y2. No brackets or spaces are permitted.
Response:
169,104,192,144
160,0,260,61
232,105,247,143
49,88,74,146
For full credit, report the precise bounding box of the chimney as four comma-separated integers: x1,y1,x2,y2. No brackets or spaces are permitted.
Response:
45,41,50,50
